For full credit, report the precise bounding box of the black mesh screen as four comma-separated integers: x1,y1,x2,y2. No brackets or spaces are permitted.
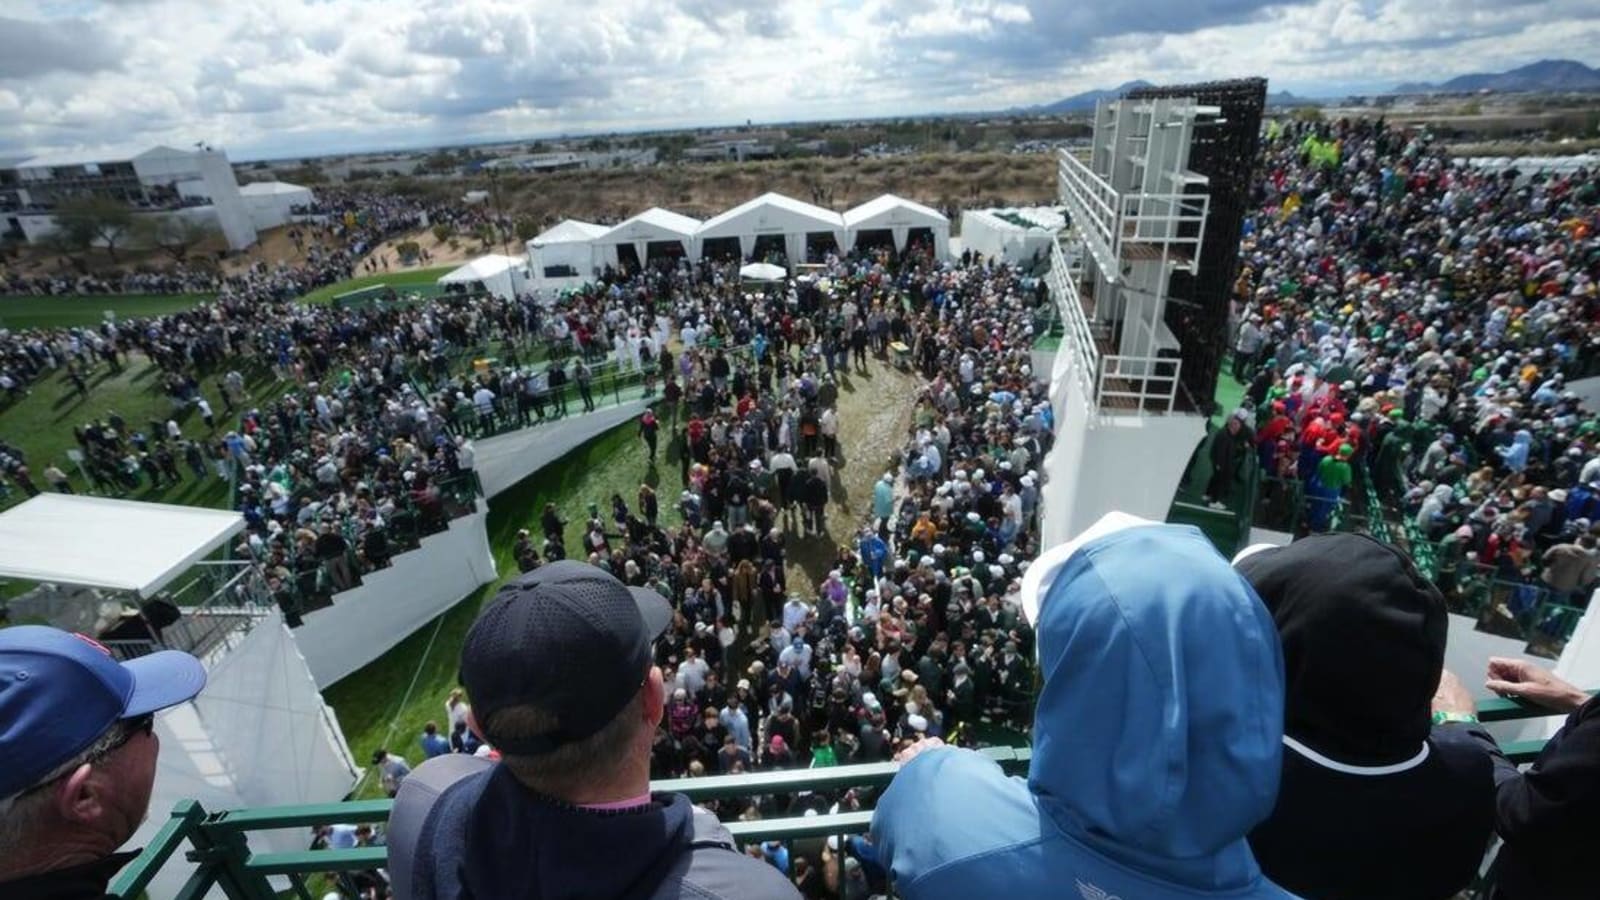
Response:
1127,78,1267,414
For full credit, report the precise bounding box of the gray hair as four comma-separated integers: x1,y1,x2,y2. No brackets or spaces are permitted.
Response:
0,720,136,860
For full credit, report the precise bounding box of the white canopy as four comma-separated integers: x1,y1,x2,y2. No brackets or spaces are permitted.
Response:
528,219,608,248
598,208,703,265
525,222,605,298
696,192,846,265
439,254,529,301
842,193,951,259
739,262,787,282
0,495,244,597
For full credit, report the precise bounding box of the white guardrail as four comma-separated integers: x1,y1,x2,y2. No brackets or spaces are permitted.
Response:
1097,354,1182,414
1048,238,1099,414
1057,150,1121,279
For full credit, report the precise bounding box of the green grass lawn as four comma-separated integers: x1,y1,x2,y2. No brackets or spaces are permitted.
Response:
299,266,456,306
322,420,679,792
0,293,215,330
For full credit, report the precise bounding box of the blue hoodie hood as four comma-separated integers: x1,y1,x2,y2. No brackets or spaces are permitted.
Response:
1026,523,1286,868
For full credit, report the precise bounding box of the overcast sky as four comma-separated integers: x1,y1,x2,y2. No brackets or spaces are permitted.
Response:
4,0,1598,162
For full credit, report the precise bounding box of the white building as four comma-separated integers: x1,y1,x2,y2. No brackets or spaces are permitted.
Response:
1,145,271,251
238,180,315,231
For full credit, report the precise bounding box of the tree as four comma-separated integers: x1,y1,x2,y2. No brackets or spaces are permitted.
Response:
473,222,496,251
1291,106,1325,124
54,195,133,263
40,228,93,273
515,217,541,242
136,216,222,263
394,240,422,264
431,222,455,244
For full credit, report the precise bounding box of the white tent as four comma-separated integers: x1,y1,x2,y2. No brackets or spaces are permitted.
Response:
597,207,702,268
526,220,607,297
843,194,951,260
438,253,530,301
239,180,314,231
739,262,787,282
0,495,244,597
695,192,845,268
959,208,1064,265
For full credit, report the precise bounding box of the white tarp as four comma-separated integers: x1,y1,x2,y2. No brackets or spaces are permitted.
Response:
842,193,951,259
596,207,702,266
0,495,244,597
959,208,1063,265
125,611,360,899
697,192,846,265
438,254,529,301
525,220,606,296
739,262,787,282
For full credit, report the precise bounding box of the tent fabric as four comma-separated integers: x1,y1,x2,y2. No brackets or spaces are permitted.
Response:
697,192,846,248
0,495,244,597
438,254,525,283
596,208,703,265
843,193,951,259
739,262,787,281
607,207,701,239
959,208,1063,264
841,193,948,228
528,219,608,247
238,181,311,197
130,611,360,899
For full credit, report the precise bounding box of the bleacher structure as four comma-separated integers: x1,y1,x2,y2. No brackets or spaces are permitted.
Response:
1038,79,1265,548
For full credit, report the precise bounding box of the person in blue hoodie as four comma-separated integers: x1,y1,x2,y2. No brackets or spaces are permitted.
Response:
870,513,1297,900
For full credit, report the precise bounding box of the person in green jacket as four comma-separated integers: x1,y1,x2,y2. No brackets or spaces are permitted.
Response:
1308,444,1353,532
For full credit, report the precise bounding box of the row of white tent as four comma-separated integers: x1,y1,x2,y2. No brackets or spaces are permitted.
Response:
525,192,951,294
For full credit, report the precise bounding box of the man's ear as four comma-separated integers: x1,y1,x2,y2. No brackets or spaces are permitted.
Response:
53,764,103,826
643,666,667,726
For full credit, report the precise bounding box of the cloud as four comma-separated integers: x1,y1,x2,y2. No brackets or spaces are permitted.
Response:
0,15,125,79
0,0,1596,160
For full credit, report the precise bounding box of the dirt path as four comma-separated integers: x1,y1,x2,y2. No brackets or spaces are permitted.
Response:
356,227,482,273
783,357,920,595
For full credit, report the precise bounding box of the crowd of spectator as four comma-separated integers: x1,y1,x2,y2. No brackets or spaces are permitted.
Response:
1224,117,1600,626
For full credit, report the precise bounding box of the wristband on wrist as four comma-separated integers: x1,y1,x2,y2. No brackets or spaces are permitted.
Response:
1432,710,1479,726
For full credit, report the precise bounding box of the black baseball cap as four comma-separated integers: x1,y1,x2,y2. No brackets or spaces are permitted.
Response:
461,560,672,756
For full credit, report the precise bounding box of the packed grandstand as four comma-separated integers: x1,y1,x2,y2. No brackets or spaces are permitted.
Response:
1,112,1598,900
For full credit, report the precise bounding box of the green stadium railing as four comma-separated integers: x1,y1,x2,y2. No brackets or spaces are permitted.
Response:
110,747,1035,900
109,687,1585,900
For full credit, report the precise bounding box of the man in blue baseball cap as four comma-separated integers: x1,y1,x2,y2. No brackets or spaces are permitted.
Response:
0,625,207,899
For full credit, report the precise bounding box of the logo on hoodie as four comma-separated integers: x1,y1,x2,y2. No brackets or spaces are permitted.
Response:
1076,880,1121,900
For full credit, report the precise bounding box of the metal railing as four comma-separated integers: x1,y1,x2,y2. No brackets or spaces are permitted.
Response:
99,565,275,664
1047,238,1099,415
1058,150,1121,278
110,747,1036,900
1097,354,1182,414
108,688,1588,900
1118,191,1210,273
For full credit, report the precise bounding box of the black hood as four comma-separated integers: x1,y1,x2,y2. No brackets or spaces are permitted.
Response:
461,766,697,900
1237,533,1445,766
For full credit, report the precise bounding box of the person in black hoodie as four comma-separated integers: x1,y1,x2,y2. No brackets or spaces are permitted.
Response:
1235,533,1496,900
1457,655,1600,900
387,562,798,900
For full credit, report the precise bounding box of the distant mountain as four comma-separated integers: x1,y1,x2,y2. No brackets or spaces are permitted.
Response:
1024,80,1154,115
1266,91,1315,107
1392,59,1600,95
